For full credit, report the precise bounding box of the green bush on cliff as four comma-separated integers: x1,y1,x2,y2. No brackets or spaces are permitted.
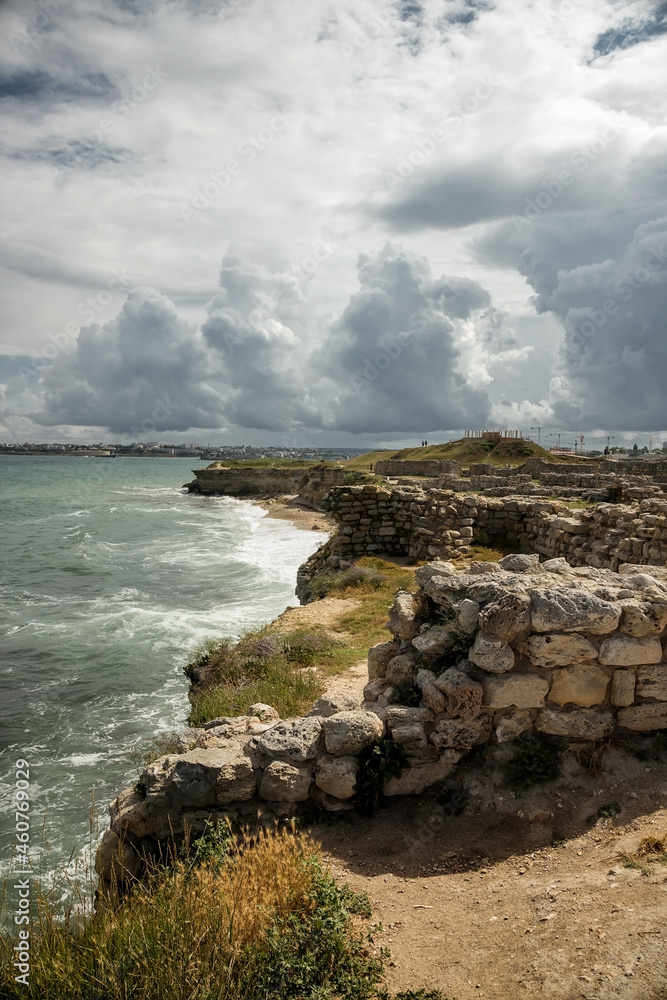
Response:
186,628,338,725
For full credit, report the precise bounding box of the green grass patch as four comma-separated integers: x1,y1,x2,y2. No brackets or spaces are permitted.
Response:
186,558,416,725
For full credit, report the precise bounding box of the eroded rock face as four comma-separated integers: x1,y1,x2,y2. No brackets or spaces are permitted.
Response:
429,716,491,751
256,717,323,763
322,711,385,755
530,590,621,634
478,592,531,642
433,667,483,719
469,631,515,673
598,634,663,666
216,754,256,805
259,761,311,802
315,756,358,799
95,830,143,881
536,708,614,740
520,633,598,668
483,674,549,709
412,625,457,658
617,703,667,731
547,664,610,708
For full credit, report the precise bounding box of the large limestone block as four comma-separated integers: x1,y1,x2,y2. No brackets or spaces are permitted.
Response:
536,708,613,740
610,669,635,707
386,654,417,686
617,703,667,731
552,517,590,535
307,692,359,718
433,666,483,719
521,633,598,668
386,591,421,640
495,711,534,743
256,717,323,763
259,761,312,803
598,634,662,666
478,592,531,643
429,716,491,751
95,830,142,881
322,710,384,755
412,625,457,657
367,641,400,680
619,601,667,637
499,553,540,572
215,754,257,805
110,787,180,841
483,674,549,709
315,756,358,799
384,750,461,796
386,706,434,729
167,749,242,809
548,664,609,708
469,631,515,673
530,589,621,634
636,665,667,701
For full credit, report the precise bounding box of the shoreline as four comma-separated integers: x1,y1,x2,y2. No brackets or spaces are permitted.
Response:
252,493,333,533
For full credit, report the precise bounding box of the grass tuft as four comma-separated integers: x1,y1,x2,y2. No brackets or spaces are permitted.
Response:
0,826,386,1000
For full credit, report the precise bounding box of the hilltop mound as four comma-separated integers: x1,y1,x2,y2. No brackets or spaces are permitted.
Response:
343,437,575,471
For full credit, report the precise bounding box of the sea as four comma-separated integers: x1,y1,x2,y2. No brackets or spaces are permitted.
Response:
0,456,327,900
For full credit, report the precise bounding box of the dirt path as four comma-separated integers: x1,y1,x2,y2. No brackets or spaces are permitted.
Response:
313,749,667,1000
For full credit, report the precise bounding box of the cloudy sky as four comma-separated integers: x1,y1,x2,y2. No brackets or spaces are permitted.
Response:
0,0,666,448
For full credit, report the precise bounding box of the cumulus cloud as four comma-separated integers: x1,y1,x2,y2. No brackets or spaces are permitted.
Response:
314,244,492,433
201,250,320,431
33,287,225,435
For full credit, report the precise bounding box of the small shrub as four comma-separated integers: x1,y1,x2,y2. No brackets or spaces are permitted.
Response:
505,735,560,791
343,471,357,485
392,681,423,707
281,629,336,666
355,738,410,815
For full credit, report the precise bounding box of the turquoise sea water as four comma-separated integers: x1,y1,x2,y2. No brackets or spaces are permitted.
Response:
0,456,327,893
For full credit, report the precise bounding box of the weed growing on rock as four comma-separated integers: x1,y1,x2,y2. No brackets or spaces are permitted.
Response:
505,735,560,791
392,681,423,707
355,738,410,815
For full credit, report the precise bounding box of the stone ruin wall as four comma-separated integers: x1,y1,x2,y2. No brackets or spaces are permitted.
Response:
97,556,667,885
296,485,667,596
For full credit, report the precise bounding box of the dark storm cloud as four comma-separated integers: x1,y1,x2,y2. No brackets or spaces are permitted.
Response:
315,244,492,433
592,2,667,58
7,137,134,171
377,165,522,231
476,210,667,430
33,287,226,435
29,244,496,437
0,69,118,105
